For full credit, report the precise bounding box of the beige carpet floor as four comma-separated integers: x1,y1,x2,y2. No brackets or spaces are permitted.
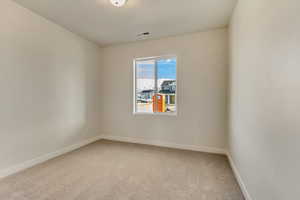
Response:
0,140,244,200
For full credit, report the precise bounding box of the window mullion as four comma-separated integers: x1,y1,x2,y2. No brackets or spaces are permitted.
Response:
154,59,158,113
134,60,137,113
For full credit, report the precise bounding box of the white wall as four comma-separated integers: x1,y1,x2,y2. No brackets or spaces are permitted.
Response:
0,0,102,173
229,0,300,199
100,29,229,150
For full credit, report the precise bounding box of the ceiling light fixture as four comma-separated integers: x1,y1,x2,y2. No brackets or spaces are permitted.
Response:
110,0,127,7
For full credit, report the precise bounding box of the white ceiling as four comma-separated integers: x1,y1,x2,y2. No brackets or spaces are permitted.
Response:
13,0,237,46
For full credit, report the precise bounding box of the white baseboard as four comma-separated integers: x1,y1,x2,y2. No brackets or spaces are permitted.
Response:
227,153,253,200
0,133,252,200
102,134,252,199
0,135,102,179
101,134,227,155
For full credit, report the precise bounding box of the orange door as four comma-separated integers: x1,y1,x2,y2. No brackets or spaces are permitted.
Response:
153,94,165,112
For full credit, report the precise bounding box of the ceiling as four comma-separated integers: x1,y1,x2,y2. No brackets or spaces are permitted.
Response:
13,0,237,46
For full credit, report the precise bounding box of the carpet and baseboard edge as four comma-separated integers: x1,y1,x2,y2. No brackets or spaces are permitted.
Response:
0,135,102,179
101,135,253,200
227,153,253,200
0,134,253,200
101,135,227,155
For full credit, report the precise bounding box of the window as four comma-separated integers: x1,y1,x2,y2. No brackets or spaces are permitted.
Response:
134,56,177,115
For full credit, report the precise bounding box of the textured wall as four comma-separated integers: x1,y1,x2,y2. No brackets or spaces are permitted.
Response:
100,28,229,150
229,0,300,199
0,0,102,172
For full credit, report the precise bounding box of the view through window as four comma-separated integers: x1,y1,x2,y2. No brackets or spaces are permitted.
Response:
134,56,177,114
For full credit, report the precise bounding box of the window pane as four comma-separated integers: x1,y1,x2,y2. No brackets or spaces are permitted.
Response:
156,58,177,113
135,59,155,113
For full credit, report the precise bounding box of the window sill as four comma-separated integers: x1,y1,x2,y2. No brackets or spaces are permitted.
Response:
133,112,177,116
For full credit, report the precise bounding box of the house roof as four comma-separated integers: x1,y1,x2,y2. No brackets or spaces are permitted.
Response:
161,80,176,86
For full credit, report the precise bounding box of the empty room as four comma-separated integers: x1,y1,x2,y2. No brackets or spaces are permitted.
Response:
0,0,299,199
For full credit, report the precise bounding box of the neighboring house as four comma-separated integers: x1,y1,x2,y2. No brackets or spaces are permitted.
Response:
159,80,176,105
159,80,176,94
137,89,155,103
137,81,176,105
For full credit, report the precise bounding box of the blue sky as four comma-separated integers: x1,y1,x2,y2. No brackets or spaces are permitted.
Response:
137,58,176,79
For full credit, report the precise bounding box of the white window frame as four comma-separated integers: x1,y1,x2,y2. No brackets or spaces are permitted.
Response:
133,55,178,116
